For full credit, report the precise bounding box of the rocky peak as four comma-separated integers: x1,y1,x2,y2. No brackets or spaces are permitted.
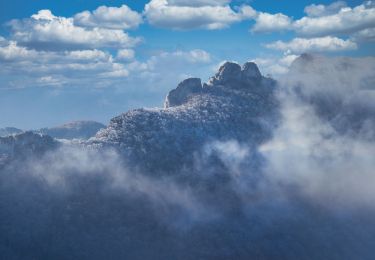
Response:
207,61,265,89
91,61,279,173
213,62,242,83
242,61,261,80
164,78,202,108
165,61,275,108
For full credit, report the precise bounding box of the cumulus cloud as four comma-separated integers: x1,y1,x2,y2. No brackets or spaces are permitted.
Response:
144,0,256,30
0,6,218,91
168,0,230,6
0,42,213,91
294,1,375,37
67,49,111,61
0,39,134,88
116,49,135,61
266,36,357,53
352,27,375,42
251,1,375,41
252,54,299,75
74,5,143,30
0,40,38,61
304,1,347,17
8,10,141,50
251,12,292,33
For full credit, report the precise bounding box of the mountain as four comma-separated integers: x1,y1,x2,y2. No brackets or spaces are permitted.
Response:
0,127,23,137
1,59,375,260
0,131,59,165
37,120,106,140
90,61,279,173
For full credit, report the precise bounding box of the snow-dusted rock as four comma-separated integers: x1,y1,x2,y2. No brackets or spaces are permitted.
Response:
206,61,273,92
0,61,278,173
0,132,59,164
164,78,202,108
209,61,242,86
91,61,278,173
242,61,262,81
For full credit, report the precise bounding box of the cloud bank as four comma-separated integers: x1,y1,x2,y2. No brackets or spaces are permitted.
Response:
74,5,143,30
266,36,357,53
8,10,140,51
144,0,255,30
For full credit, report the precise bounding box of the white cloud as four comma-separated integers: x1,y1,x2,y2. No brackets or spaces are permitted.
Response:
0,39,214,91
116,49,135,61
74,5,142,30
142,49,211,74
252,54,298,76
0,40,112,64
278,54,299,66
144,0,255,30
304,1,347,17
351,27,375,42
100,68,130,78
261,55,375,208
294,2,375,36
251,1,375,39
0,39,134,88
0,40,38,61
251,12,292,33
168,0,230,7
8,10,141,50
36,75,66,87
261,93,375,208
173,49,211,63
67,49,111,61
31,9,56,21
266,36,357,53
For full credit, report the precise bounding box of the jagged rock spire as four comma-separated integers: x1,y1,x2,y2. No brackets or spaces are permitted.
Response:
213,62,242,84
242,61,261,80
165,61,274,108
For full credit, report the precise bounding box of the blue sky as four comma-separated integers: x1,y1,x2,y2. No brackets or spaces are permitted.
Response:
0,0,374,129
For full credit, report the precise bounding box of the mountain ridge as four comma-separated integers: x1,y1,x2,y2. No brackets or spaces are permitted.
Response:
89,61,279,173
